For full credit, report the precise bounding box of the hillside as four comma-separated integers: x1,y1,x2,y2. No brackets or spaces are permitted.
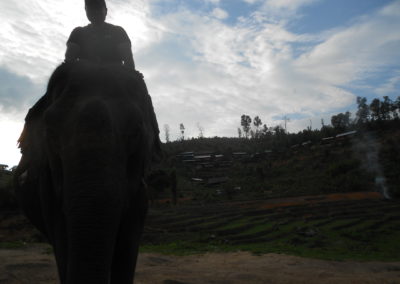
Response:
158,125,399,201
1,122,399,212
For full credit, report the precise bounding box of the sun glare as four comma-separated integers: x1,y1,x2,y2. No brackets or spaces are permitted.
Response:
107,1,162,53
0,120,23,168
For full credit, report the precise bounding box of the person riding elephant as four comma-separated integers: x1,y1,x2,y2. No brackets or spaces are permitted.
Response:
65,0,135,69
17,0,161,176
14,0,163,279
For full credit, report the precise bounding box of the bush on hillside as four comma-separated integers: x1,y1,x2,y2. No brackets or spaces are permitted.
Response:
0,172,18,209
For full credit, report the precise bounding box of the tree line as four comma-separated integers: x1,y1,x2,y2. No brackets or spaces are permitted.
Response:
330,96,400,131
161,95,399,144
239,95,400,140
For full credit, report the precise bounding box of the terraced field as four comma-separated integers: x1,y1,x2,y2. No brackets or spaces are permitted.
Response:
142,193,400,261
1,192,399,261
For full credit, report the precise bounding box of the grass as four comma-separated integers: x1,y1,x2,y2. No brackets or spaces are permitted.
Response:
0,241,27,249
140,225,400,261
141,199,400,262
217,217,251,230
225,221,273,235
1,201,398,262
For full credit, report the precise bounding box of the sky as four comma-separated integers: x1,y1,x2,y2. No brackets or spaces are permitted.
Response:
0,0,399,167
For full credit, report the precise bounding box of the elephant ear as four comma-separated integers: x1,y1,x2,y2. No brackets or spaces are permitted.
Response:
142,91,163,167
124,70,163,173
16,63,71,180
17,84,53,175
14,94,54,241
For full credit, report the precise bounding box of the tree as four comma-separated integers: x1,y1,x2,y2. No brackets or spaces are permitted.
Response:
283,115,290,133
273,125,285,136
381,96,393,120
179,123,185,141
261,124,270,136
370,98,382,121
164,124,170,143
356,96,369,124
237,127,242,138
394,96,400,119
250,129,255,139
241,115,252,138
331,111,351,131
321,124,335,138
253,116,262,138
197,122,204,138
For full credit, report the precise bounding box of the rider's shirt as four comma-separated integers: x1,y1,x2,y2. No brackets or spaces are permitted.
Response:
67,22,131,64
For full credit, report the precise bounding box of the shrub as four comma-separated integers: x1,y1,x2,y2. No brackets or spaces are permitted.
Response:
0,174,18,209
328,159,361,177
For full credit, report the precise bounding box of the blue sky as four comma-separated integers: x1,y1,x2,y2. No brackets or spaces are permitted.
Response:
0,0,399,167
290,0,394,33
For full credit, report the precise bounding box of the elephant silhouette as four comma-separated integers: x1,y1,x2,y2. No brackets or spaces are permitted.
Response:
14,62,160,284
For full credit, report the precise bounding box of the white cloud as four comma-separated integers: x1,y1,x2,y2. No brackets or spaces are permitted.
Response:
375,70,400,96
143,1,400,140
205,0,220,4
0,0,84,83
251,0,322,19
107,1,164,53
137,12,320,139
212,8,229,20
295,1,400,86
242,0,261,4
265,0,319,10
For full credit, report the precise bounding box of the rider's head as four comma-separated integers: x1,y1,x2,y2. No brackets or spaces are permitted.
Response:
85,0,107,25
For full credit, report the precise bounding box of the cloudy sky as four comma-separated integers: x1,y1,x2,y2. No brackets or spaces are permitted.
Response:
1,0,399,167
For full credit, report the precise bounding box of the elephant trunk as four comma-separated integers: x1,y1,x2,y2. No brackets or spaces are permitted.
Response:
59,101,127,284
62,154,125,284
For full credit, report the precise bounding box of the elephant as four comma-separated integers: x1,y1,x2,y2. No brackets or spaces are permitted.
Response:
14,62,160,284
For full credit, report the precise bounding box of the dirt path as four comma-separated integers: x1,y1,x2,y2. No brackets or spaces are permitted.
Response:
1,244,399,284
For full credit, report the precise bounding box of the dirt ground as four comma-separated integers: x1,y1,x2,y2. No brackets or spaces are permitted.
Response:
1,244,400,284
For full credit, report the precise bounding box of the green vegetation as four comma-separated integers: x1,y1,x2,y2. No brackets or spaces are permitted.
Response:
0,241,27,249
0,169,17,209
159,127,397,202
380,131,400,197
141,199,400,261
